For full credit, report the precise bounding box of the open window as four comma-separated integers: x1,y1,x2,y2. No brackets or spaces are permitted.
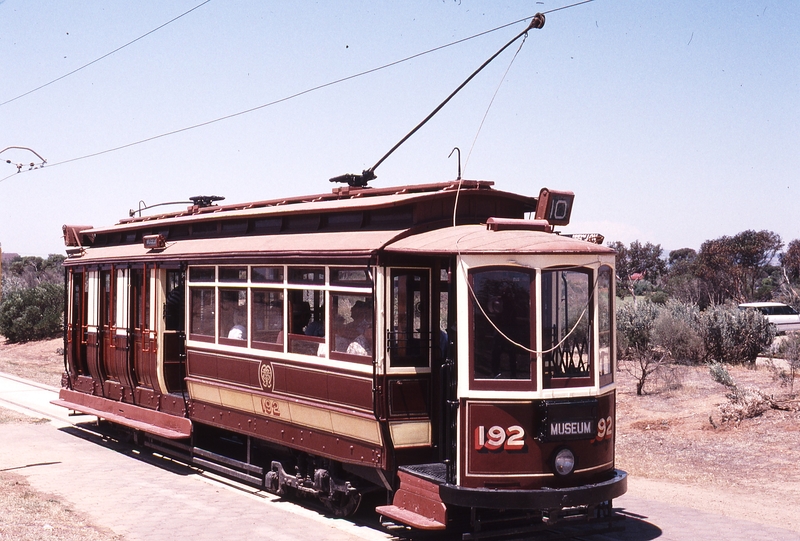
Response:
287,267,325,356
388,269,430,369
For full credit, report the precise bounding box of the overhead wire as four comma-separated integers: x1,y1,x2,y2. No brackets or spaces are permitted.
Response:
39,14,543,173
1,0,595,184
0,0,213,108
461,31,528,178
450,0,599,357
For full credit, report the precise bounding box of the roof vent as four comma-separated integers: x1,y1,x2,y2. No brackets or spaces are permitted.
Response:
486,217,552,233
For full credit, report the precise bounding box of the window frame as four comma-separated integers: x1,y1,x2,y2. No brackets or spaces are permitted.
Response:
540,266,595,389
186,264,374,366
598,265,614,387
467,265,537,392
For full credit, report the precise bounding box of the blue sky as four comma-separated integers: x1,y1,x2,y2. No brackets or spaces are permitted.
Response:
1,1,798,257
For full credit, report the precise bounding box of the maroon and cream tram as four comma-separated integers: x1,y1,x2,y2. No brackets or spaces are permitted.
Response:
55,179,626,534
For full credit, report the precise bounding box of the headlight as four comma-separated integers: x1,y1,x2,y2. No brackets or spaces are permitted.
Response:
553,448,575,476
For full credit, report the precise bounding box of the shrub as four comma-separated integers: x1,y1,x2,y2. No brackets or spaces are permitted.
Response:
0,283,64,343
772,333,800,393
652,301,704,363
649,290,669,305
709,361,774,425
616,300,660,354
697,304,774,364
616,300,668,395
709,362,735,388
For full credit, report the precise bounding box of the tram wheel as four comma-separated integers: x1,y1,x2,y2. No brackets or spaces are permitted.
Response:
324,489,362,517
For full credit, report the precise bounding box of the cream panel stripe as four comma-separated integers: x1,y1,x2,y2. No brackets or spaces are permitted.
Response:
189,381,382,445
389,420,432,448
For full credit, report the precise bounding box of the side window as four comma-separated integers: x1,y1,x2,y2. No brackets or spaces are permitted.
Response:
470,268,533,383
598,266,614,386
251,289,284,350
542,268,593,387
388,269,430,368
287,268,326,356
190,288,216,340
218,266,248,342
164,270,185,332
439,267,450,361
130,268,144,332
330,294,373,358
219,288,248,343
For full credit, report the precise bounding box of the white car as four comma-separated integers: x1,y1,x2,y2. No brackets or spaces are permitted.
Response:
739,302,800,333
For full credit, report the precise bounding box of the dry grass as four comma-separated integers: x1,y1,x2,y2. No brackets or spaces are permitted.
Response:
616,358,800,501
0,407,49,425
0,336,65,387
0,471,123,541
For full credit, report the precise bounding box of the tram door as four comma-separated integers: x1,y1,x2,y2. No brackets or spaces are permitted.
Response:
98,269,122,399
384,268,435,453
130,266,157,392
82,270,106,392
161,269,186,394
66,270,91,383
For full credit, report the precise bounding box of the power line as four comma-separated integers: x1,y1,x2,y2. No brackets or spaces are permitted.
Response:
38,13,543,173
1,1,595,182
0,0,212,108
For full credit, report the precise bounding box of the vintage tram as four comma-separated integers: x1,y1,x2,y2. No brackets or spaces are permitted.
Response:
55,179,626,535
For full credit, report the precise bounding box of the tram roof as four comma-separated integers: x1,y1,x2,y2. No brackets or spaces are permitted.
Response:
65,228,408,264
384,224,615,256
63,181,606,264
84,180,534,236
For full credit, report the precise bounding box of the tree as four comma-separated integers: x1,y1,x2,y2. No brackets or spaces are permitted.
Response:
616,300,667,395
0,282,64,343
781,239,800,284
608,240,667,303
5,254,65,288
776,239,800,307
663,248,703,304
695,230,782,306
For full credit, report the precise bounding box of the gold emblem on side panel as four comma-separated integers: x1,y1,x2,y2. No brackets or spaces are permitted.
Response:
259,362,274,391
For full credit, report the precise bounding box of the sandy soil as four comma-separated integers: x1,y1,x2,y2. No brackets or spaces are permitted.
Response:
615,358,800,532
0,337,65,387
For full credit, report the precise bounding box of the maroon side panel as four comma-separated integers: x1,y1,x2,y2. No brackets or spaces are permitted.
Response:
388,378,430,417
189,400,386,469
72,375,96,394
133,331,158,390
134,386,159,409
187,350,259,388
112,333,135,402
187,349,373,412
327,373,373,410
85,331,104,391
282,365,327,401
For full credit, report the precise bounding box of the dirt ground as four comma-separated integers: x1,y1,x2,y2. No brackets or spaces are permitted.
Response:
1,337,800,538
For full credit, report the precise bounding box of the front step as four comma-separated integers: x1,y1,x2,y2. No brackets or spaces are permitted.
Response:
376,464,448,531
